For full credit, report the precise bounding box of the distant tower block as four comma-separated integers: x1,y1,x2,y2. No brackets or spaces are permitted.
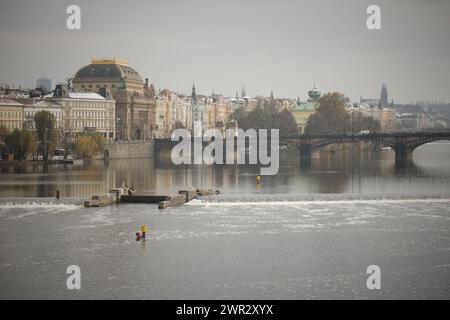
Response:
36,77,52,92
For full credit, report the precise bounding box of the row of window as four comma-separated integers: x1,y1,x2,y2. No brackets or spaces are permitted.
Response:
71,120,113,129
70,110,113,118
0,121,22,129
24,111,62,119
81,84,116,89
67,101,112,108
0,111,22,119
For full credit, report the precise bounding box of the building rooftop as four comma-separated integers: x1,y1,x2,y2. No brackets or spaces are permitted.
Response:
0,98,24,106
292,101,317,111
74,58,142,82
91,58,129,66
68,92,106,100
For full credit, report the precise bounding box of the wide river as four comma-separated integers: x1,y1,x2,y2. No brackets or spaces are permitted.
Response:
0,143,449,299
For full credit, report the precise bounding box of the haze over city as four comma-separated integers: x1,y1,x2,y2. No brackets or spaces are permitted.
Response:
1,0,449,103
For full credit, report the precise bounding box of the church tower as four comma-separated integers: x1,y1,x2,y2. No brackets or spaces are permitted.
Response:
191,82,205,136
191,82,198,105
380,83,388,108
241,86,246,98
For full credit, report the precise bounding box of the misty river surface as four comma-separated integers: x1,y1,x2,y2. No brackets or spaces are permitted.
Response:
0,143,450,299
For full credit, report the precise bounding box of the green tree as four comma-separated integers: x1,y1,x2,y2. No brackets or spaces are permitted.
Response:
261,102,278,129
230,107,249,130
21,129,37,159
275,108,299,137
230,102,299,137
75,132,105,160
305,92,351,135
34,111,57,161
0,125,8,140
246,106,265,130
4,129,37,160
350,112,381,134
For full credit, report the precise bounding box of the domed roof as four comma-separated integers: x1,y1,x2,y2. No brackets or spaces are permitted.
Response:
308,89,321,100
74,59,143,82
307,80,321,100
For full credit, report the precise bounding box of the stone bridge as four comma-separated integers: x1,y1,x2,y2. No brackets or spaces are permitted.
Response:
281,132,450,162
153,132,450,165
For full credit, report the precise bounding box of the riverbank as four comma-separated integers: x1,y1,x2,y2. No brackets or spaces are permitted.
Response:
0,159,83,166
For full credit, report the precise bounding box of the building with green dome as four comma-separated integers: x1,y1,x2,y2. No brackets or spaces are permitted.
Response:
292,83,321,134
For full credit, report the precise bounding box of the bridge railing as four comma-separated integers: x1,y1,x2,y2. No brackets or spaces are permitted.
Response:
282,131,450,140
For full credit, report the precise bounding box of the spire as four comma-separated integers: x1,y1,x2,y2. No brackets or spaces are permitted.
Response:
241,86,246,97
380,83,388,108
191,82,198,105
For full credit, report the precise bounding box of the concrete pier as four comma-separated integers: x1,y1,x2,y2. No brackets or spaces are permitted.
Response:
120,195,170,203
158,195,187,209
84,189,220,209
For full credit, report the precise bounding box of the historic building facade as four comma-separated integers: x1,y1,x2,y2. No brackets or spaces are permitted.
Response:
72,58,155,140
291,85,321,133
20,99,63,133
154,89,174,139
0,99,24,131
172,95,193,133
48,92,116,141
205,96,232,133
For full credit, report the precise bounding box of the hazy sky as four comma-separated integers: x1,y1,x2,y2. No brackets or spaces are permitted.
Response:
0,0,449,103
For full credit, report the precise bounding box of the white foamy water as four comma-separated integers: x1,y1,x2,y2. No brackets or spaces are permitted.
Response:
0,194,449,299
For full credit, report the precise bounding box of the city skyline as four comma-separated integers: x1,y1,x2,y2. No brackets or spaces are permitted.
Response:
1,0,450,103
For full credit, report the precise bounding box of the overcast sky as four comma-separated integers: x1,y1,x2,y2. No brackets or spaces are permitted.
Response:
0,0,449,103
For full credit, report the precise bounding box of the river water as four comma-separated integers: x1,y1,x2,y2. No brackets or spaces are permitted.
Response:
0,143,449,299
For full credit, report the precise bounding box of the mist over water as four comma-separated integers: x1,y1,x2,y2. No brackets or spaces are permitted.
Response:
0,143,449,299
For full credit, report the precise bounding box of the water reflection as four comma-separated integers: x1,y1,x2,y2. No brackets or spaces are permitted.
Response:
0,143,449,198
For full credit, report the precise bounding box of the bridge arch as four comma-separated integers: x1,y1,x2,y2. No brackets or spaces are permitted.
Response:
280,132,450,164
408,137,450,151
